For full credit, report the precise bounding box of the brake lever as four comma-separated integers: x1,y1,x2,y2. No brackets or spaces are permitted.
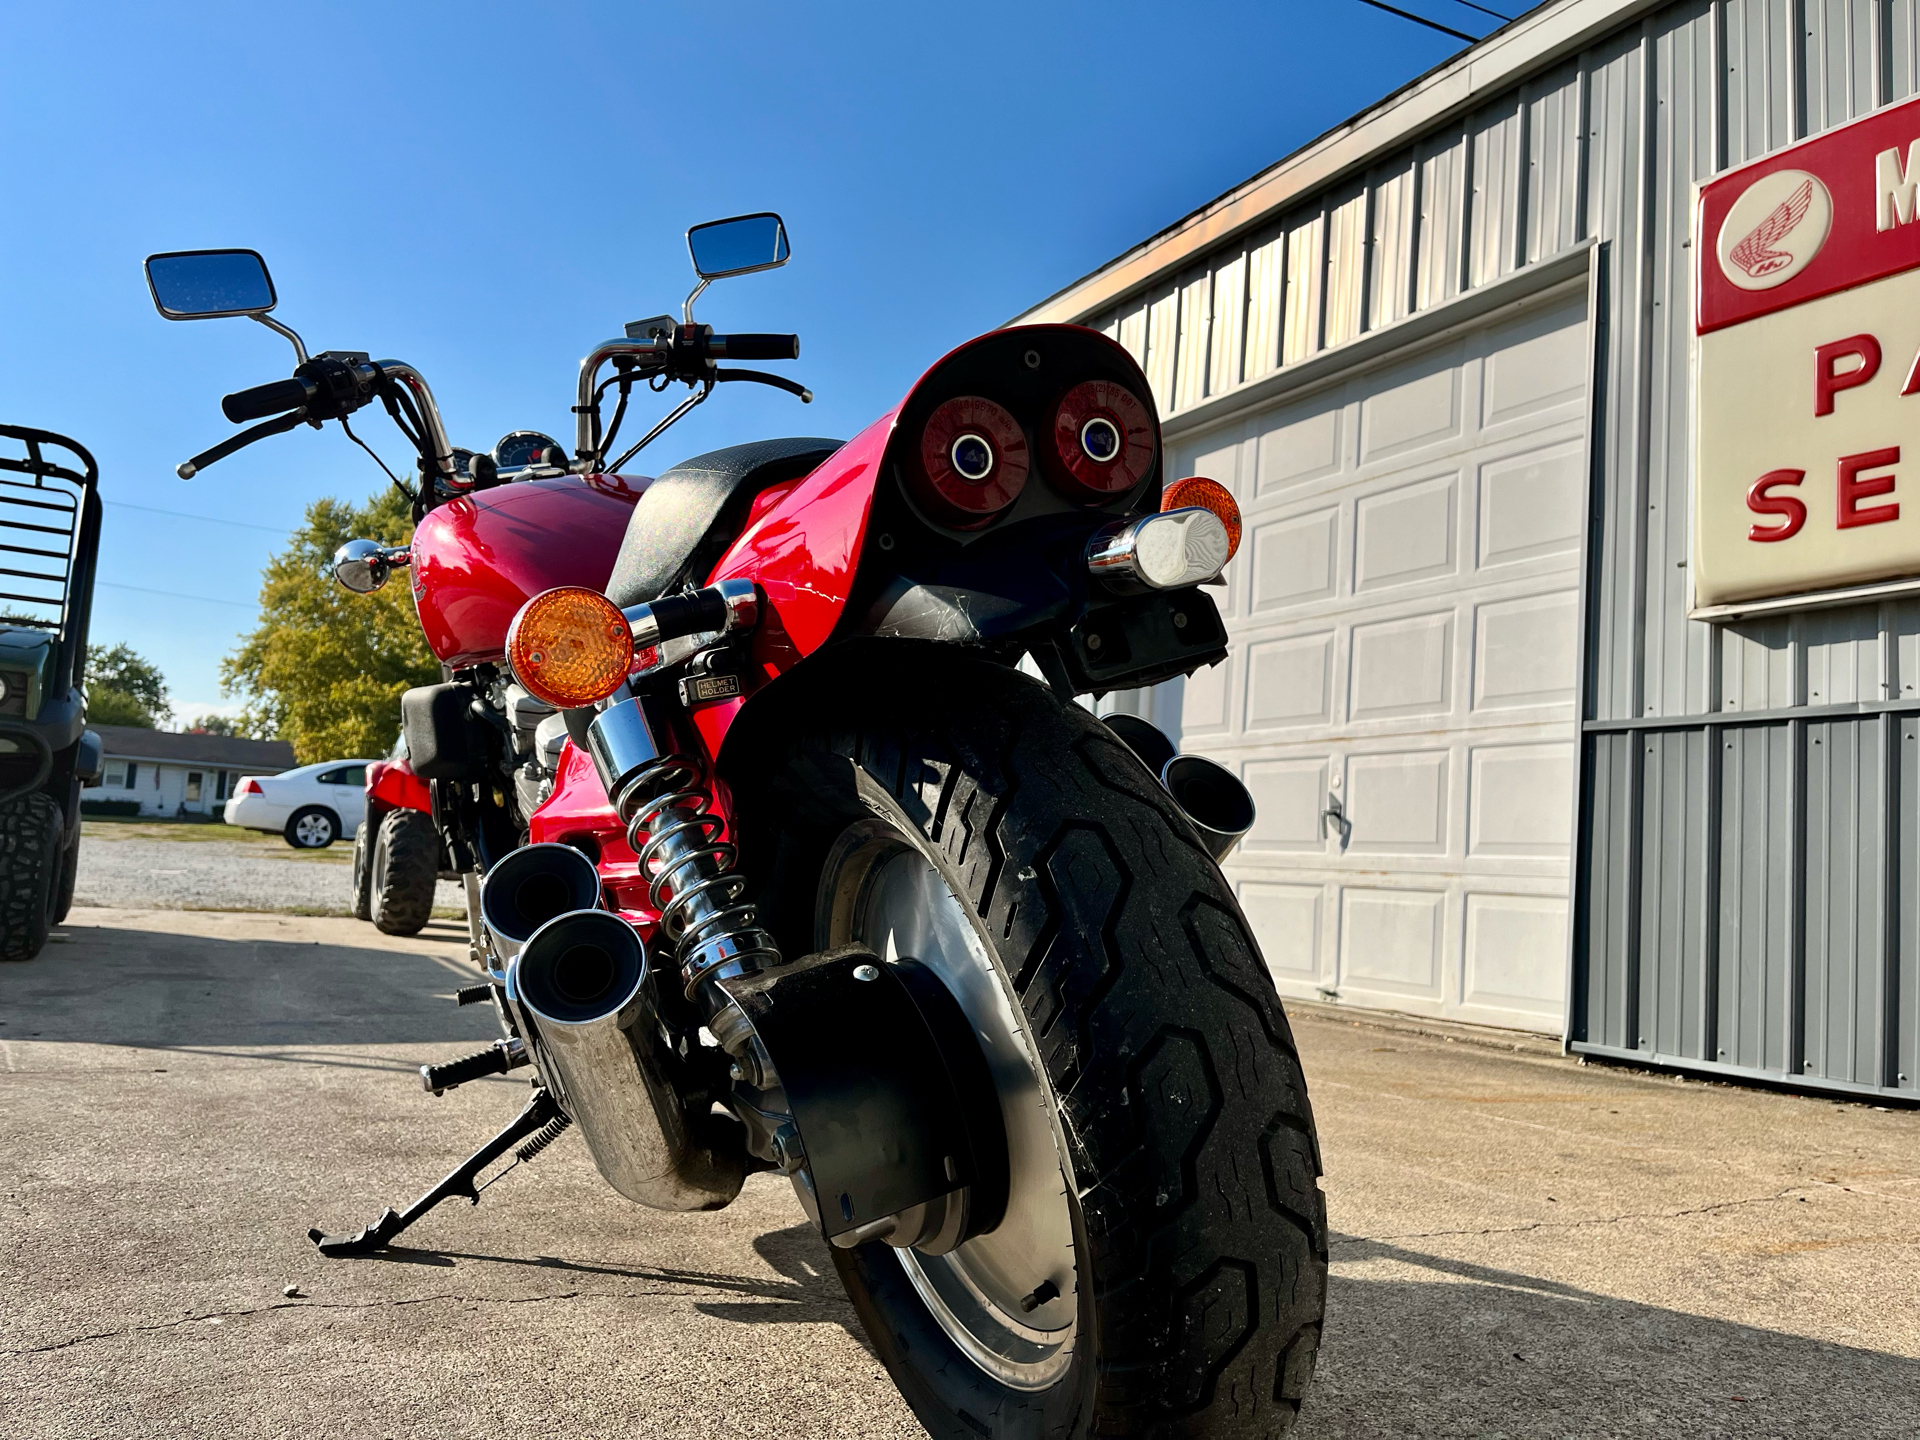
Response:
176,407,311,479
712,368,813,404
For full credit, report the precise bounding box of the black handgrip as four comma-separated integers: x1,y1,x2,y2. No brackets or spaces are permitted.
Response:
222,376,319,423
642,589,730,643
716,333,799,361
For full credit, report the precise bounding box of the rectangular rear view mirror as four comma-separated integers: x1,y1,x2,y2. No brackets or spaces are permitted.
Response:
686,213,790,280
145,248,277,320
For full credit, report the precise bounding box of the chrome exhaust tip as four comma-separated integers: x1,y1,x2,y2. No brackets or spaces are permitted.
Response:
479,842,602,975
1161,754,1255,862
508,905,746,1212
513,909,648,1028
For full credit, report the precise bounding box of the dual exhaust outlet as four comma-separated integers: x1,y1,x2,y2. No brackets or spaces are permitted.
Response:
1103,714,1255,861
479,842,744,1212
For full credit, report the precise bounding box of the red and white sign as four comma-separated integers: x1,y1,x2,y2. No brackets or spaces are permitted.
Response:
1695,95,1920,608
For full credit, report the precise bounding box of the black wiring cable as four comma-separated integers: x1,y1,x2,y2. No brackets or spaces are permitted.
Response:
339,414,416,504
1353,0,1479,42
1446,0,1512,20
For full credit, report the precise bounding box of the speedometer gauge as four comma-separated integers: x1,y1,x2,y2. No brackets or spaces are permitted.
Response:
493,430,562,474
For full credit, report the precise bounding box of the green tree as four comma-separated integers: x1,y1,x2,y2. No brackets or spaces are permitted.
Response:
86,642,169,727
188,714,238,736
221,487,439,763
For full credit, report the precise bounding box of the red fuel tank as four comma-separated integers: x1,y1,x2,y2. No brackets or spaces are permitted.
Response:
409,473,647,667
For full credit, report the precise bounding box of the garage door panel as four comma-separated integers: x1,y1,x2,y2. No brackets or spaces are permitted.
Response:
1477,439,1585,568
1246,631,1335,729
1354,471,1459,591
1349,610,1454,720
1182,653,1233,736
1251,506,1339,610
1255,397,1345,494
1243,757,1332,852
1472,592,1578,710
1463,893,1568,1013
1480,297,1588,428
1345,750,1450,854
1240,882,1324,979
1469,742,1575,856
1359,345,1465,464
1340,887,1445,996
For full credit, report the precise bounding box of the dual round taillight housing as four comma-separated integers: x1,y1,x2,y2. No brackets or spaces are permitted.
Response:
909,379,1158,526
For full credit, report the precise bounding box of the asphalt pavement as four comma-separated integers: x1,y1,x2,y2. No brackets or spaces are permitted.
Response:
1,907,1914,1438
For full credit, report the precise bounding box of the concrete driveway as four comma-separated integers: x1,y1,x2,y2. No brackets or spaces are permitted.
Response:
1,908,1914,1438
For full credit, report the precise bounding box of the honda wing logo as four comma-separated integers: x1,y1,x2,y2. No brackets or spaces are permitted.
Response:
1717,168,1833,291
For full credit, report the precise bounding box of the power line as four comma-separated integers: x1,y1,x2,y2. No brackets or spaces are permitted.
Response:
1354,0,1480,43
95,580,256,610
104,500,292,535
1446,0,1512,20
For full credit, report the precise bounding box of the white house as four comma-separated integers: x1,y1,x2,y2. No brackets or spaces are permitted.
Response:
85,724,295,818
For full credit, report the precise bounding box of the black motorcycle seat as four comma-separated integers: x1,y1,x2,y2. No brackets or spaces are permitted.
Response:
606,436,845,607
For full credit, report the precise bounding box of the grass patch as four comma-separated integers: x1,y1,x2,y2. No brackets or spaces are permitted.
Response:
85,819,300,846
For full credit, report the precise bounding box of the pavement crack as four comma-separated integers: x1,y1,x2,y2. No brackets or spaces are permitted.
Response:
1333,1186,1816,1246
0,1288,721,1356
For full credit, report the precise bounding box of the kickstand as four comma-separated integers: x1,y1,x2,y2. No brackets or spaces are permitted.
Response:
309,1088,561,1257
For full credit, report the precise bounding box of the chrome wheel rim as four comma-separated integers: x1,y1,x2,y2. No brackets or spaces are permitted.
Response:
820,817,1076,1391
295,813,332,847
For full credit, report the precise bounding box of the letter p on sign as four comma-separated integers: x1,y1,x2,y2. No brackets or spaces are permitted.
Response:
1815,334,1882,415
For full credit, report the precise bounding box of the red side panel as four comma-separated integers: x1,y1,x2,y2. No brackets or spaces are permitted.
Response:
527,739,658,923
410,473,647,667
366,757,431,814
707,409,896,673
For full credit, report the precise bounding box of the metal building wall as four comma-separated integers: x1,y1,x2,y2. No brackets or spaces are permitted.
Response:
1064,0,1919,1100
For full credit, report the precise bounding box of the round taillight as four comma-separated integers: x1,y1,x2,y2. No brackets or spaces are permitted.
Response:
914,396,1029,525
506,587,635,709
1049,380,1155,501
1160,476,1243,560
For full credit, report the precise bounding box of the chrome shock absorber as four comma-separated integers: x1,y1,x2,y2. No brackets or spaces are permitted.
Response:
586,692,781,1000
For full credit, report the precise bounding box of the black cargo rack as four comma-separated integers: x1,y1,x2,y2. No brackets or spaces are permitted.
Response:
0,425,102,699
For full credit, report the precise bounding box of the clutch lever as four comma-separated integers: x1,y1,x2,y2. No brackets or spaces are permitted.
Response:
713,367,813,403
176,406,311,478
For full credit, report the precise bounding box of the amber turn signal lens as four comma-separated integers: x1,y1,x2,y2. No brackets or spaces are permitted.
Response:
1160,476,1242,561
506,587,634,709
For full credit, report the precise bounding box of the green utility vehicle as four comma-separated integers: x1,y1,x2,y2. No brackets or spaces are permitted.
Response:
0,426,102,960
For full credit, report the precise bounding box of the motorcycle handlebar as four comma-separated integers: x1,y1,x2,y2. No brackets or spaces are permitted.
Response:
711,333,799,361
223,376,319,424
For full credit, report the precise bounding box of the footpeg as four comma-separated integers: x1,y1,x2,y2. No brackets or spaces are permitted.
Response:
420,1038,528,1095
454,984,493,1007
309,1088,560,1257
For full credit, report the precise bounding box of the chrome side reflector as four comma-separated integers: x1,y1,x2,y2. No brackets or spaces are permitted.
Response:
1086,507,1231,592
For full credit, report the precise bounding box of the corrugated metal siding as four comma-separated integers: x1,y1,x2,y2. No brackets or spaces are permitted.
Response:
1070,0,1920,1098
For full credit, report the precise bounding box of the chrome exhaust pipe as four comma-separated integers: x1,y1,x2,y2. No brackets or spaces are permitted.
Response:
510,907,746,1212
479,842,603,977
1102,716,1256,861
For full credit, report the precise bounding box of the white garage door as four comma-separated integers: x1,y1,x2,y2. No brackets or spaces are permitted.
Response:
1169,286,1589,1033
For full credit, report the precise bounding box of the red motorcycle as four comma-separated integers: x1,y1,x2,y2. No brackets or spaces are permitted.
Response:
145,218,1326,1437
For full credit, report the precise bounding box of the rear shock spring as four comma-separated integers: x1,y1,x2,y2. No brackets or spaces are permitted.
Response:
621,752,781,999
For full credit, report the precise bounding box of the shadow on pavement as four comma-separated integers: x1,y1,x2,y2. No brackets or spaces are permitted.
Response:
1,918,496,1049
1310,1234,1916,1435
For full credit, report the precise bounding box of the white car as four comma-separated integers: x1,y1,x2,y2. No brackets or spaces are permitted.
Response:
224,759,376,848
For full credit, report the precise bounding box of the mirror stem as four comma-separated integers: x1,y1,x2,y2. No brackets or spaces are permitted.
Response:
681,276,710,329
252,313,309,366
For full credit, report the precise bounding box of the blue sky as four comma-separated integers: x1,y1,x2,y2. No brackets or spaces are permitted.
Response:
0,0,1527,726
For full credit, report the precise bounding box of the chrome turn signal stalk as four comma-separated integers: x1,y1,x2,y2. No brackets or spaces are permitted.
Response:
1086,507,1232,593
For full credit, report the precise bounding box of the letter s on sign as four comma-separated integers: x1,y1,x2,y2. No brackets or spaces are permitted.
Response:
1748,469,1807,541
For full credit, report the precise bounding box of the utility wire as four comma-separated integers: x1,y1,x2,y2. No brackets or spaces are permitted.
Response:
105,500,292,535
95,580,256,610
1446,0,1513,20
1354,0,1480,43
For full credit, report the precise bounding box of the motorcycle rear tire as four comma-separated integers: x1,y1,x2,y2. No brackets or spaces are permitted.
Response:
745,657,1326,1438
370,808,438,936
0,794,62,961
